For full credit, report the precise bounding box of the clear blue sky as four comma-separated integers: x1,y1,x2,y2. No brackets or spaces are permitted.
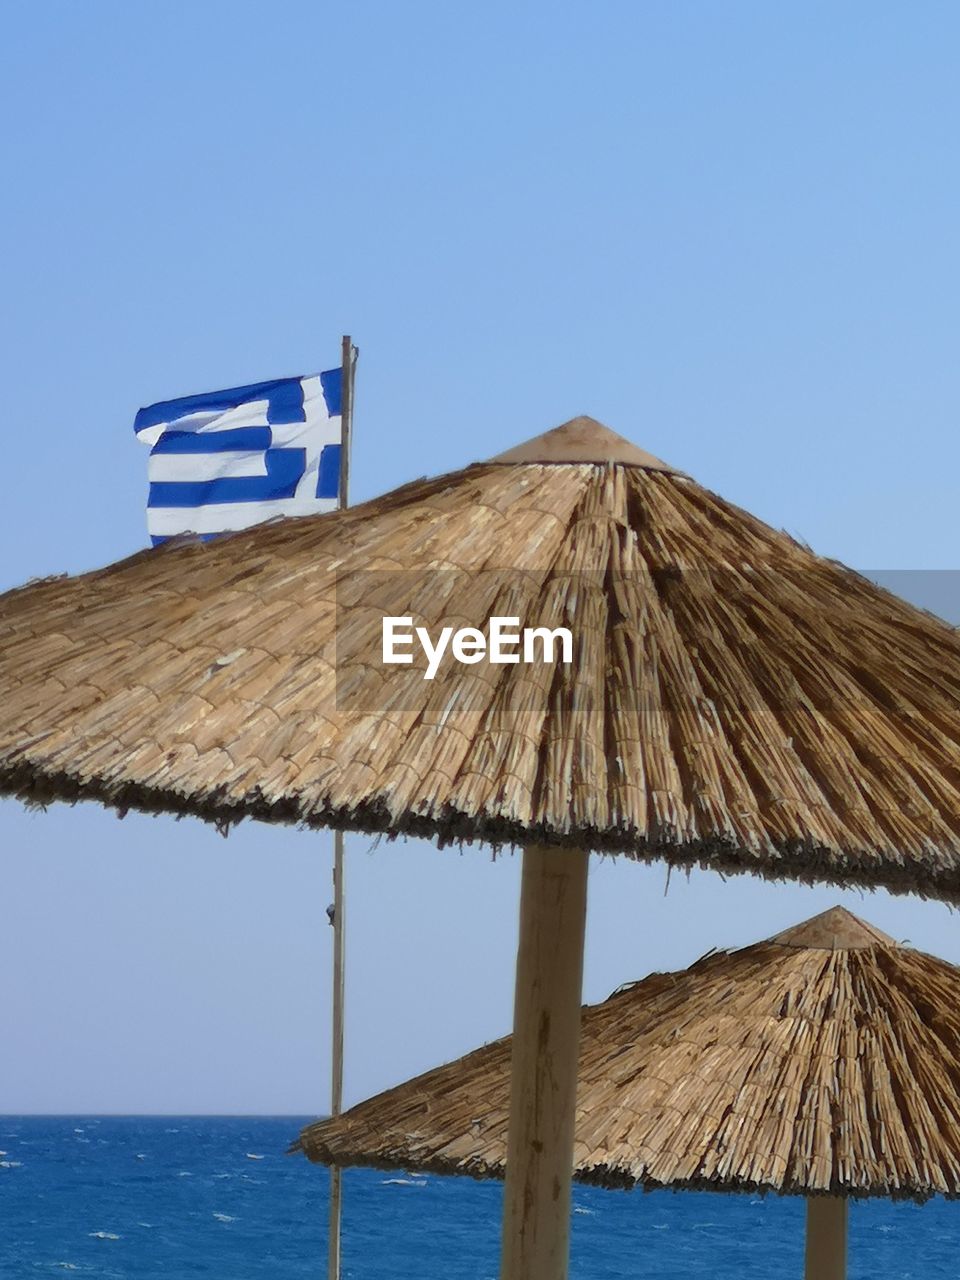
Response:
3,1,960,1114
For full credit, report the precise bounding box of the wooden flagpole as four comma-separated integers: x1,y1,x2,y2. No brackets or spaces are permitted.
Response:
328,334,356,1280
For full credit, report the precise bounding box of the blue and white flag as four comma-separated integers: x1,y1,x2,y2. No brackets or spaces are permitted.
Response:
134,371,342,543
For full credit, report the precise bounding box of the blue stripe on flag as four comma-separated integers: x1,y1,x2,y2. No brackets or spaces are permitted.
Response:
151,533,220,546
135,377,305,434
148,448,306,507
317,444,341,498
320,367,342,417
150,427,273,454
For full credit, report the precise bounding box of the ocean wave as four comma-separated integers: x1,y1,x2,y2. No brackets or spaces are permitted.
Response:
213,1214,236,1223
88,1232,120,1241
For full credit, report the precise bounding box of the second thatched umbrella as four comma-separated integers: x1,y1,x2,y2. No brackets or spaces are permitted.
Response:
297,905,960,1279
5,416,960,1276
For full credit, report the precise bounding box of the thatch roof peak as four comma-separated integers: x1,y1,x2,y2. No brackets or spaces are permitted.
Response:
768,906,897,952
487,415,682,471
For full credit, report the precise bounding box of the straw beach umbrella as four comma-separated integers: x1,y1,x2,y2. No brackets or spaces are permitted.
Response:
296,905,960,1280
5,416,960,1277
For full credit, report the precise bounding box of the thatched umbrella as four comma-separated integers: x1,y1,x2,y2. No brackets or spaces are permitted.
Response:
295,905,960,1279
5,416,960,1278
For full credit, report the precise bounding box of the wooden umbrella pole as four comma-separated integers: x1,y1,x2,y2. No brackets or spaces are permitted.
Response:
500,846,589,1280
328,336,356,1280
804,1197,847,1280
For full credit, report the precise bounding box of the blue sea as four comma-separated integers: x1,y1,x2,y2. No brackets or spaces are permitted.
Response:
0,1117,957,1278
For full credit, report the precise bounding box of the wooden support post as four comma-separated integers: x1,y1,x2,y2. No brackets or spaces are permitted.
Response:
500,846,589,1280
804,1197,847,1280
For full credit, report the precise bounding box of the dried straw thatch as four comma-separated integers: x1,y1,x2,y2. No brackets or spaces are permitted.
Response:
3,417,960,898
295,906,960,1202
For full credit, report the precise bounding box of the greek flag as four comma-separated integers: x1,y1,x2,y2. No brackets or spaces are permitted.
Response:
134,371,342,543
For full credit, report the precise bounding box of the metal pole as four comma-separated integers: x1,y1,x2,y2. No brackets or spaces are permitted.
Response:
499,846,589,1280
337,334,355,512
327,833,345,1280
328,335,356,1280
